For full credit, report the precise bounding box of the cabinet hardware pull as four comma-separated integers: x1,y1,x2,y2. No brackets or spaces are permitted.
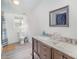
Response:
44,54,47,57
63,56,67,59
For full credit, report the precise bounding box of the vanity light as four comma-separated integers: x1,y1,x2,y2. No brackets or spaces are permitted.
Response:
13,0,20,5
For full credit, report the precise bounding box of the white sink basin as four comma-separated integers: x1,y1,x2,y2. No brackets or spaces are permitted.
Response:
52,42,58,45
38,36,50,40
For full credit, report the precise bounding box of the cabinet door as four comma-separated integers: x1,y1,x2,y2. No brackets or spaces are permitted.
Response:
63,54,74,59
38,42,41,56
53,49,63,59
33,39,38,53
40,42,51,59
54,53,62,59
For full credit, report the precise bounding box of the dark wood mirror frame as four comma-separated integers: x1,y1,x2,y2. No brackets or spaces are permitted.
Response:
49,6,69,27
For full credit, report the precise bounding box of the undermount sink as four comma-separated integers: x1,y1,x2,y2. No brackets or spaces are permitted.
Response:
47,40,60,45
38,35,60,45
52,42,58,45
39,35,50,40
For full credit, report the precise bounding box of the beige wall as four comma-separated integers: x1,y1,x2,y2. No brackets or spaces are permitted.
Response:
32,0,77,39
4,13,29,44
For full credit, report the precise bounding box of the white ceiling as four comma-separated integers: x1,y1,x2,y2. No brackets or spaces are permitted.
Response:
1,0,42,14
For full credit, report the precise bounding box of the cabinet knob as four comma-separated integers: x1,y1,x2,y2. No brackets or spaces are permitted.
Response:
63,58,67,59
44,54,47,57
63,56,67,59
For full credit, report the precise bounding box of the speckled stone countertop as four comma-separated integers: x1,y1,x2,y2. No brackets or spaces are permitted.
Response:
33,35,77,59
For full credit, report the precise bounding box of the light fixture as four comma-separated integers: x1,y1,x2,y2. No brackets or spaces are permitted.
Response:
12,0,20,5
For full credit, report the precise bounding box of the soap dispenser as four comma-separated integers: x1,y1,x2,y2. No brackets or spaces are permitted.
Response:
42,31,46,36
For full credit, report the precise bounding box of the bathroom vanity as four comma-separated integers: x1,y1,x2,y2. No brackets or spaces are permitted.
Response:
32,36,76,59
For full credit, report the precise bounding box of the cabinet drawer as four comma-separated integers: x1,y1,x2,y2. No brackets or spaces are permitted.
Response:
54,49,63,56
63,54,74,59
40,53,51,59
52,49,63,59
41,45,51,54
40,42,51,59
53,52,63,59
52,48,74,59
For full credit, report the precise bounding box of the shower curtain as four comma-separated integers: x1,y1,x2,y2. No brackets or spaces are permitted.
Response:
1,14,8,47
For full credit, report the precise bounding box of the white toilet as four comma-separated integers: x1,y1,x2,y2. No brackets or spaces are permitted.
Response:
18,31,28,44
19,36,25,44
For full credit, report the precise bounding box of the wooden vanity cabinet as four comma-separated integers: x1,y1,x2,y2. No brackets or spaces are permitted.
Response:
32,38,74,59
52,48,74,59
38,42,51,59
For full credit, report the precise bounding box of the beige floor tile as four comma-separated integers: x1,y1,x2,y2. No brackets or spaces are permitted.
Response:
2,42,32,59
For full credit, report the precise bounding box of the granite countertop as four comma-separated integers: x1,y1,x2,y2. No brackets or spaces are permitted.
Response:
33,35,77,59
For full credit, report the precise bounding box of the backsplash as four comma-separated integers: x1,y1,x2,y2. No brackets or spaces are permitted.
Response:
48,32,77,45
59,37,77,45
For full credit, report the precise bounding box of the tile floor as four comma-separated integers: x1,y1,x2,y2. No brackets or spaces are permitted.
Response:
1,42,32,59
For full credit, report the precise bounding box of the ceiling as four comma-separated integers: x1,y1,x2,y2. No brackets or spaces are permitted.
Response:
1,0,42,14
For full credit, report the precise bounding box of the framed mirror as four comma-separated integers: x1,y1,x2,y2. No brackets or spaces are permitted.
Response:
49,6,69,27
